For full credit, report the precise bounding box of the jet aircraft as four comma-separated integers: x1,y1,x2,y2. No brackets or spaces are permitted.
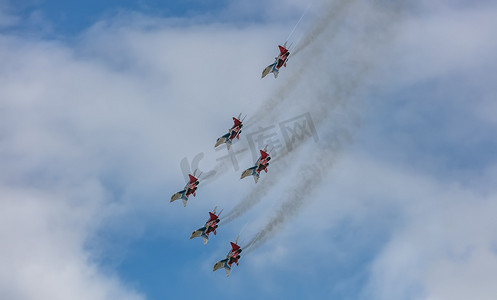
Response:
213,236,242,277
215,114,245,150
170,171,200,207
240,146,271,183
262,43,290,79
190,206,222,245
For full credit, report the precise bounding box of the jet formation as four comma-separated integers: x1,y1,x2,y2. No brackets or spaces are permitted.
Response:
170,41,291,276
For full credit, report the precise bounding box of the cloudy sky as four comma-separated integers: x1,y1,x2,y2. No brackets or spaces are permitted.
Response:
1,0,496,299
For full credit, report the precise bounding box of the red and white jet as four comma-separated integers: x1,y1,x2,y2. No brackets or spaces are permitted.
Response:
190,206,222,245
240,146,271,183
215,114,245,150
262,42,290,79
213,236,242,277
170,171,200,207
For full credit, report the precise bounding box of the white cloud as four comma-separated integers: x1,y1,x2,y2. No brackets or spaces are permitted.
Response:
347,153,497,300
239,150,497,299
1,0,497,299
0,185,144,300
233,2,497,298
386,1,497,88
0,4,289,298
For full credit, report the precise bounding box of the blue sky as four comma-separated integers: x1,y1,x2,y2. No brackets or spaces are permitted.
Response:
3,0,227,32
1,0,497,300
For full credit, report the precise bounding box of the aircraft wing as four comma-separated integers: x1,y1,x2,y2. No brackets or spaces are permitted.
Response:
170,190,189,206
262,64,275,78
190,227,205,239
213,259,227,271
213,259,231,277
240,166,260,183
215,133,230,148
240,167,256,179
170,190,185,202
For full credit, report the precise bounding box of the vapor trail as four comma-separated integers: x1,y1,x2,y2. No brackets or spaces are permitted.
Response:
219,0,357,195
223,68,364,223
229,0,407,249
204,0,357,186
247,0,356,125
224,0,390,222
285,3,311,43
242,131,343,252
291,0,356,57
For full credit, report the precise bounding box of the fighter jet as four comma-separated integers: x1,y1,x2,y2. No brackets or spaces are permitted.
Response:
261,42,290,79
215,114,245,150
213,236,242,277
170,170,200,207
190,206,222,245
240,146,271,183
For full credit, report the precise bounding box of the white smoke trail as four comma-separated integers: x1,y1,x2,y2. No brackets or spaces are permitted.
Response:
291,0,357,57
207,1,405,230
241,114,353,252
199,0,358,187
285,3,311,43
215,0,361,206
224,0,398,223
247,0,356,126
223,67,364,223
237,0,407,251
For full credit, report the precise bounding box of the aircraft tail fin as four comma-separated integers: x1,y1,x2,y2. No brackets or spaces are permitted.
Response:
201,232,209,245
251,167,261,181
